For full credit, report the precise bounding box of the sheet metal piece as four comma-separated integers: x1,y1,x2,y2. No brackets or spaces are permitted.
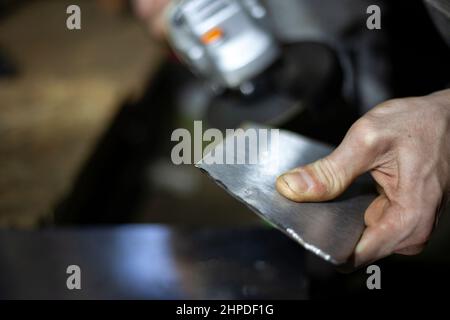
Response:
196,128,376,265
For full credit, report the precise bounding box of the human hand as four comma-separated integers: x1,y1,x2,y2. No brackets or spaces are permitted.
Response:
276,89,450,267
132,0,170,39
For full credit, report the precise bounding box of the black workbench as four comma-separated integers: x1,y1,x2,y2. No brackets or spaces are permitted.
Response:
0,226,309,299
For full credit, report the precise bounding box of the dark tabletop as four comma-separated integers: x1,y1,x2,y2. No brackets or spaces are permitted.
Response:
0,225,308,299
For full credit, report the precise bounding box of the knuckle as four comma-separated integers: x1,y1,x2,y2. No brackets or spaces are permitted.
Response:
413,245,426,254
313,158,340,199
380,208,414,236
395,209,432,247
379,218,400,234
411,230,431,247
312,158,343,198
397,208,417,229
309,161,331,196
395,245,425,256
349,118,381,150
371,98,409,114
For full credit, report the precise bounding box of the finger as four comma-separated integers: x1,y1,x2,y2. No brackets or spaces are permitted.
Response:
354,204,408,267
391,179,442,256
276,120,381,202
133,0,156,19
364,194,388,227
394,245,425,256
133,0,169,22
152,5,169,37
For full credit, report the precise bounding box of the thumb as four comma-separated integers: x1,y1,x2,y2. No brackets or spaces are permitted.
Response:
276,132,377,202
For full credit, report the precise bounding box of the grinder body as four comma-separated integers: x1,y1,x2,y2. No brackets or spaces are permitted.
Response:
166,0,280,90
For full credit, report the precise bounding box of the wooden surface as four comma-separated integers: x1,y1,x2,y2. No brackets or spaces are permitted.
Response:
0,0,163,227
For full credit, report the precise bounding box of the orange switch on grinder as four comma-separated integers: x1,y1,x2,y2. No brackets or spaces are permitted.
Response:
201,27,224,44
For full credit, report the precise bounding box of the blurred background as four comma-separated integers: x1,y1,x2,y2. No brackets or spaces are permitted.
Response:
0,0,449,299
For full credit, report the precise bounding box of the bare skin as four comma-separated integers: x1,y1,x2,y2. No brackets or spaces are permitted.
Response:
276,89,450,266
133,0,450,267
132,0,170,38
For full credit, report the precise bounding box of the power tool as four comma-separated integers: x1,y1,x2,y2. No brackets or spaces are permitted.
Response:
166,0,356,143
166,0,280,91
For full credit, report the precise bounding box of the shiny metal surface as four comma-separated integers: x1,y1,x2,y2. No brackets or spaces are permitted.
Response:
196,128,376,265
0,226,308,299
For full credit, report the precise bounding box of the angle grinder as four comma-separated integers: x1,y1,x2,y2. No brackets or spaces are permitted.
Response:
166,0,356,142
